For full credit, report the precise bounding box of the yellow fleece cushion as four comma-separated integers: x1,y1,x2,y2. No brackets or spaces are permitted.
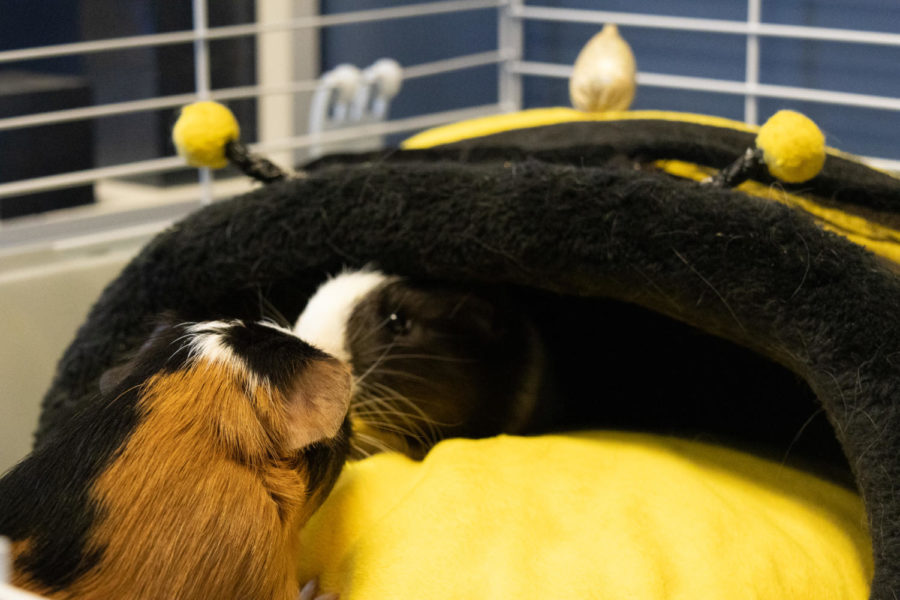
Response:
298,432,871,599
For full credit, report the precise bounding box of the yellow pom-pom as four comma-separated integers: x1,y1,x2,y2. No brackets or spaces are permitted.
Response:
755,110,825,183
172,101,240,169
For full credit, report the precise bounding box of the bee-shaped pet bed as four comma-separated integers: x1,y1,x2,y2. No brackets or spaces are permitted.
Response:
33,99,900,599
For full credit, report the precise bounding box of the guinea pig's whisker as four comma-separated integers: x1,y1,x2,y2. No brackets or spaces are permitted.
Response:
355,337,478,363
170,330,194,345
168,331,198,354
354,355,476,383
364,380,454,424
362,410,431,442
105,382,145,409
352,395,433,441
365,384,435,417
350,445,375,459
364,383,447,443
348,314,399,348
447,293,474,319
259,316,289,331
351,395,397,418
354,398,435,446
351,344,412,363
354,367,434,385
351,430,402,456
377,353,477,364
354,341,399,387
351,413,426,440
348,440,377,459
257,294,291,329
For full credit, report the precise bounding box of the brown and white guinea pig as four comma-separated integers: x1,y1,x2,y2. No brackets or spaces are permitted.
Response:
294,268,545,459
0,317,351,600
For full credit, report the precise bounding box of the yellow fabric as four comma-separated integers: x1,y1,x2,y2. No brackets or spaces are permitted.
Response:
756,110,826,183
400,107,758,149
171,101,240,169
298,432,871,599
657,159,900,265
401,107,897,181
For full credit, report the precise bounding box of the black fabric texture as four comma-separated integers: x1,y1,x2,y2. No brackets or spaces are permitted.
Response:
35,119,900,599
313,120,900,214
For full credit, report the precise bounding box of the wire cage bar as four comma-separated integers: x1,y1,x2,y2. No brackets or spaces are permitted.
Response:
1,0,899,250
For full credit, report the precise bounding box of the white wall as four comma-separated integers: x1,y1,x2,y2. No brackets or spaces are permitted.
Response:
0,242,142,473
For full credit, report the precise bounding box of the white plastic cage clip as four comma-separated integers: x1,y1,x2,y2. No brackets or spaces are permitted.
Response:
351,58,404,122
307,59,403,159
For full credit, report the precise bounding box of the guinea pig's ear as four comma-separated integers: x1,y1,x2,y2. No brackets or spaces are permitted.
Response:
99,360,137,396
98,317,179,396
281,357,352,450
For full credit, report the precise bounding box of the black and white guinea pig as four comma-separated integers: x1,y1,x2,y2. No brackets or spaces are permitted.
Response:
294,268,546,459
0,317,350,600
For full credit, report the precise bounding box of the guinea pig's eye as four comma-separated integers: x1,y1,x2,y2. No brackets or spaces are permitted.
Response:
387,311,412,336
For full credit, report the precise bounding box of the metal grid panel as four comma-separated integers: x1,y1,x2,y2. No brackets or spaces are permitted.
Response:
0,0,506,251
514,1,900,171
2,0,898,250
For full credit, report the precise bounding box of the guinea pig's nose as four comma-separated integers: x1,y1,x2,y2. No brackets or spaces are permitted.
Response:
283,356,353,450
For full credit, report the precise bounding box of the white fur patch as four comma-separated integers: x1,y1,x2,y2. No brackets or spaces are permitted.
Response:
294,268,389,362
186,321,229,355
185,321,243,373
257,319,294,335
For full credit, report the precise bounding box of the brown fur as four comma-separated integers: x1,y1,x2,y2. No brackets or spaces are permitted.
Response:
12,355,350,600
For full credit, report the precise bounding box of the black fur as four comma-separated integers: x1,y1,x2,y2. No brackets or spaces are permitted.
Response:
220,321,331,390
301,418,352,502
0,395,136,590
0,322,195,590
346,279,540,457
34,120,900,598
3,318,343,590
